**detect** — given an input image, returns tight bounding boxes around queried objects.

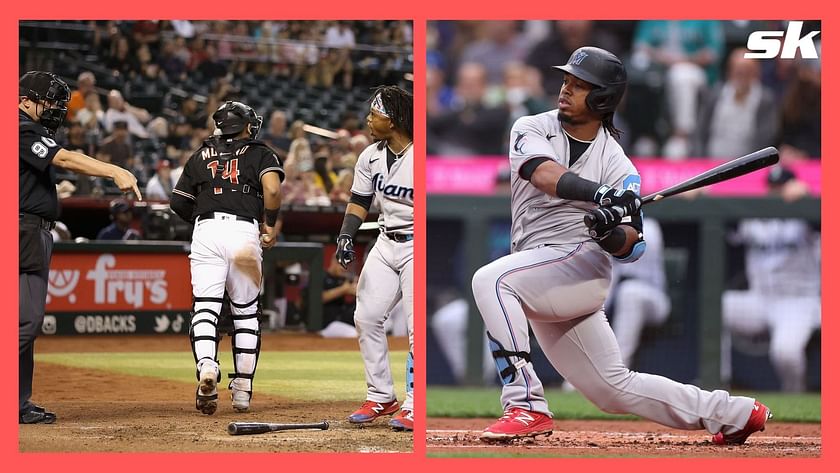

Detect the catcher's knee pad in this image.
[190,296,223,378]
[487,332,531,385]
[228,295,261,393]
[405,352,414,394]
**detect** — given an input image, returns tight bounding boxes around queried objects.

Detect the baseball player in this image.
[170,101,284,415]
[471,47,770,444]
[19,71,140,424]
[336,86,414,431]
[721,167,820,392]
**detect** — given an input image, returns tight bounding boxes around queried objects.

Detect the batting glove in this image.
[584,204,631,240]
[335,234,355,269]
[593,186,641,214]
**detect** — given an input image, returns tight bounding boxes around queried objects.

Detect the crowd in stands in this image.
[20,20,414,205]
[427,20,821,163]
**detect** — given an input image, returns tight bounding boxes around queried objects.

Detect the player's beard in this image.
[557,109,584,126]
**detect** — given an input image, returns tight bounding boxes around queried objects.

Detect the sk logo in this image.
[571,50,589,66]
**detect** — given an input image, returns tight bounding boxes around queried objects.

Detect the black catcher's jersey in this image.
[20,111,62,220]
[172,137,284,221]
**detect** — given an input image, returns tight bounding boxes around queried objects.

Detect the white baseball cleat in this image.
[231,389,251,413]
[195,363,219,415]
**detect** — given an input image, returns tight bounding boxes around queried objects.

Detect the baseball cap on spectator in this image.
[110,198,131,215]
[767,166,796,188]
[156,158,173,172]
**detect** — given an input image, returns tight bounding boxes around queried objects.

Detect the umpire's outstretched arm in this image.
[52,148,142,200]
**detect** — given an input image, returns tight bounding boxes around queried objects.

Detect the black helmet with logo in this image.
[19,71,71,133]
[212,101,263,139]
[553,46,627,115]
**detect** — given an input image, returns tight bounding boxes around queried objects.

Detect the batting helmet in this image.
[553,47,627,115]
[212,101,263,139]
[19,71,71,133]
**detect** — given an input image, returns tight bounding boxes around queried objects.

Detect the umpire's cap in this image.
[212,101,263,139]
[553,46,627,115]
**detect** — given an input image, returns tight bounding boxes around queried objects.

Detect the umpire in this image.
[19,71,142,424]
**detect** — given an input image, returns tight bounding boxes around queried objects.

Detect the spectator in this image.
[632,20,725,159]
[779,60,821,161]
[145,158,177,201]
[427,62,509,155]
[103,90,151,138]
[721,167,820,392]
[329,168,354,203]
[75,93,105,132]
[158,38,187,82]
[311,147,337,194]
[196,43,229,81]
[321,257,358,328]
[67,71,96,122]
[694,48,778,159]
[526,21,610,96]
[97,199,142,240]
[97,121,134,169]
[263,110,291,162]
[323,21,356,88]
[105,35,137,78]
[460,21,532,85]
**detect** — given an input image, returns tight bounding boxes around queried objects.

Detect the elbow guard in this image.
[614,239,646,264]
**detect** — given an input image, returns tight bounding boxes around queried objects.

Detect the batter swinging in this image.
[472,46,771,444]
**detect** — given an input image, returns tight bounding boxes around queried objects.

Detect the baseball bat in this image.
[583,147,779,229]
[640,146,779,204]
[302,123,339,140]
[227,420,330,436]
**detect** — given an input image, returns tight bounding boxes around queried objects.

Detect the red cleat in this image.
[389,409,414,431]
[713,401,772,445]
[348,399,399,423]
[480,407,553,442]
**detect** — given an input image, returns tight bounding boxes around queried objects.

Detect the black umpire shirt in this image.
[172,137,284,222]
[20,111,62,221]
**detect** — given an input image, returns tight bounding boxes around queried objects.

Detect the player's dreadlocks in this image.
[602,112,622,140]
[370,85,413,150]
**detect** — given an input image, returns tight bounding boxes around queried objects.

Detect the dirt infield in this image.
[427,418,820,457]
[19,333,412,453]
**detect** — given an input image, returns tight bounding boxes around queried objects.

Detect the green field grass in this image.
[37,351,408,402]
[427,387,821,423]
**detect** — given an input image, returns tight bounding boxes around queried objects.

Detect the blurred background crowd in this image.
[21,20,414,205]
[427,20,820,162]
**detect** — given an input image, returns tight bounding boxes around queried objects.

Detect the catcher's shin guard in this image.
[191,296,223,414]
[227,295,261,408]
[190,296,224,378]
[487,331,531,385]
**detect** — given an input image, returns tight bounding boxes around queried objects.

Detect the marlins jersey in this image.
[173,137,284,221]
[508,110,640,252]
[737,219,820,297]
[352,142,414,233]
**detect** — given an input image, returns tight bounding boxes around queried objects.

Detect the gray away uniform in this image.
[472,111,756,436]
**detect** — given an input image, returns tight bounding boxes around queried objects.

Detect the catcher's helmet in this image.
[19,71,71,133]
[212,101,263,139]
[553,46,627,115]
